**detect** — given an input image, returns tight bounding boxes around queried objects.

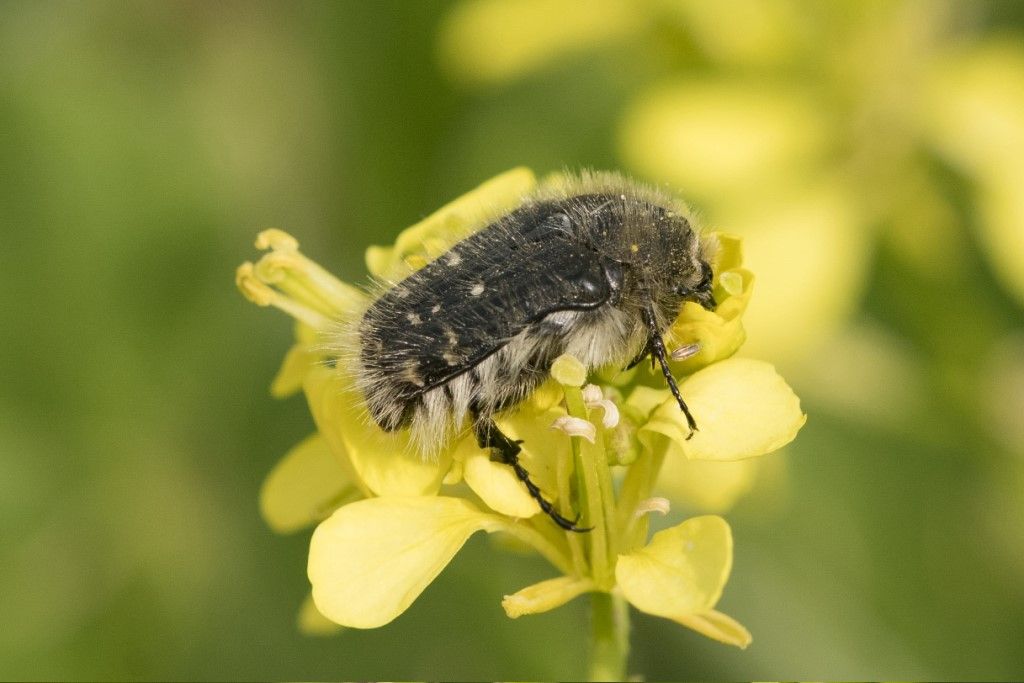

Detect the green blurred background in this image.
[2,1,1024,679]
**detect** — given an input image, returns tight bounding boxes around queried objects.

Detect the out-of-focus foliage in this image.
[1,0,1023,680]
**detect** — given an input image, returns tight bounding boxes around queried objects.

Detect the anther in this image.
[550,416,596,443]
[634,497,671,518]
[582,384,620,429]
[255,228,299,252]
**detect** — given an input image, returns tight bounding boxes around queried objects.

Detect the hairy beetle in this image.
[350,172,716,530]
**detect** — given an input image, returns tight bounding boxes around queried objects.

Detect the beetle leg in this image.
[473,417,590,532]
[642,304,698,438]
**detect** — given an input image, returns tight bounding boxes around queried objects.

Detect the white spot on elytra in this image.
[470,283,485,296]
[446,251,462,266]
[406,312,422,325]
[431,304,441,313]
[402,364,424,387]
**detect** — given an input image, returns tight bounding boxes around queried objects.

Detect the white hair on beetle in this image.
[328,170,717,484]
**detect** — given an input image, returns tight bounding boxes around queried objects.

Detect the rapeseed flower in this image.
[237,168,804,677]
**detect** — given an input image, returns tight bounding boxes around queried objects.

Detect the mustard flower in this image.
[237,168,805,678]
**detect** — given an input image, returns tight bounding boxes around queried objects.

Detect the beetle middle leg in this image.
[473,417,589,532]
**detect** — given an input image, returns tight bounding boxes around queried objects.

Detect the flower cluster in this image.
[237,168,804,649]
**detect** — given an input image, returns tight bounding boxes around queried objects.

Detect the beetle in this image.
[351,172,716,530]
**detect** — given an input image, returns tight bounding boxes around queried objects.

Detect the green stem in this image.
[564,385,610,586]
[588,591,630,682]
[556,421,588,576]
[594,431,619,566]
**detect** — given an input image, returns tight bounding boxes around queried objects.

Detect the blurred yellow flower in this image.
[237,168,804,663]
[438,0,1024,370]
[438,0,644,86]
[922,38,1024,307]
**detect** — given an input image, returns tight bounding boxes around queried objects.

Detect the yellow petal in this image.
[438,0,644,85]
[365,167,536,281]
[710,231,743,274]
[713,182,870,367]
[626,385,671,418]
[259,433,359,534]
[460,407,566,517]
[270,342,319,398]
[666,234,752,374]
[297,593,345,636]
[502,576,595,618]
[304,366,450,497]
[308,496,507,628]
[526,377,564,412]
[641,358,805,461]
[671,609,752,649]
[498,407,563,494]
[459,437,540,519]
[656,457,760,513]
[619,79,829,201]
[616,515,732,617]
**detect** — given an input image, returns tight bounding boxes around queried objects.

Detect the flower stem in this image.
[564,384,610,586]
[588,591,630,682]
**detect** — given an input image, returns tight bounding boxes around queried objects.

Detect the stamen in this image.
[236,262,274,306]
[582,384,620,429]
[634,497,671,518]
[550,416,596,444]
[671,342,701,361]
[255,251,340,318]
[254,229,365,315]
[236,262,331,329]
[255,228,299,252]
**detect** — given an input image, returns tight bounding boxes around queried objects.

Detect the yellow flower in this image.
[237,168,805,657]
[921,38,1024,308]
